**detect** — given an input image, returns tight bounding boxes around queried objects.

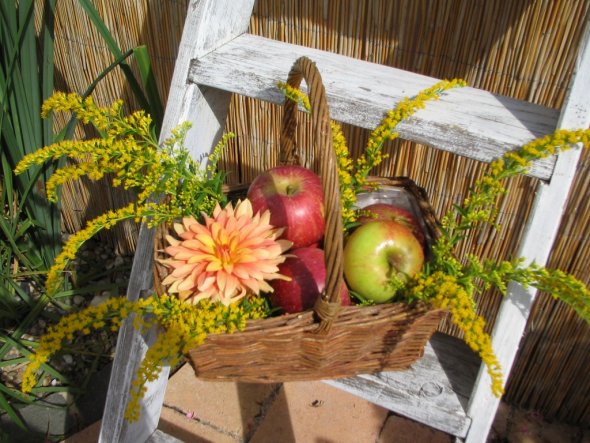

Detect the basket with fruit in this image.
[153,56,446,382]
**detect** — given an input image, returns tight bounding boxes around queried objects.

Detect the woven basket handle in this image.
[279,56,345,332]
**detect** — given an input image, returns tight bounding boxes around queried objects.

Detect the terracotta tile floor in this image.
[64,363,590,443]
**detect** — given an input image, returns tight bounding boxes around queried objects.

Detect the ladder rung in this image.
[190,33,558,180]
[326,332,480,438]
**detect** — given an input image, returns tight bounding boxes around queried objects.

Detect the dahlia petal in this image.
[277,239,293,252]
[182,216,198,231]
[182,239,207,250]
[188,222,209,236]
[187,253,215,263]
[235,199,253,218]
[161,273,179,286]
[241,278,260,294]
[231,265,252,280]
[171,263,198,278]
[195,234,216,249]
[202,213,214,229]
[165,235,181,247]
[206,260,223,272]
[224,274,240,297]
[234,253,258,263]
[197,274,216,292]
[224,289,247,306]
[242,224,276,243]
[177,276,197,292]
[258,280,274,293]
[157,258,185,269]
[213,203,224,218]
[173,223,186,236]
[210,222,221,242]
[217,270,227,294]
[223,261,234,273]
[165,245,200,257]
[264,272,292,282]
[177,290,194,301]
[169,250,203,261]
[259,210,271,226]
[166,278,182,293]
[225,216,237,235]
[179,231,196,240]
[190,292,212,304]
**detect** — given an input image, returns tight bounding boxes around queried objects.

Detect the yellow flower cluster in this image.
[421,121,590,398]
[277,79,466,228]
[441,127,590,244]
[276,81,311,112]
[497,128,590,178]
[15,92,231,297]
[44,203,142,295]
[21,292,269,421]
[22,295,132,393]
[124,294,268,420]
[331,121,358,226]
[41,92,124,130]
[363,79,467,174]
[408,271,504,396]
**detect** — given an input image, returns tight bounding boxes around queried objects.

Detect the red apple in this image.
[357,203,426,247]
[269,247,351,313]
[343,220,424,304]
[247,165,325,249]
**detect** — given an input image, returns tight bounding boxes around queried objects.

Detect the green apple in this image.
[343,220,424,303]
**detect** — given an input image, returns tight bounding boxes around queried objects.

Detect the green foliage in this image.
[0,0,165,438]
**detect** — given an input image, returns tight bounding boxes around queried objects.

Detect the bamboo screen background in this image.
[49,0,590,425]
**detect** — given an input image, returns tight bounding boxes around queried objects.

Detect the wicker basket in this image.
[154,56,445,383]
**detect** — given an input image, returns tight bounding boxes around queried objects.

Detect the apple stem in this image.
[286,184,298,196]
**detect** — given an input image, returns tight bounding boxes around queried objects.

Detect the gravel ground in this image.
[2,236,133,396]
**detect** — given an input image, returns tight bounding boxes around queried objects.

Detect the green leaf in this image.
[0,390,28,431]
[76,0,155,125]
[133,45,163,134]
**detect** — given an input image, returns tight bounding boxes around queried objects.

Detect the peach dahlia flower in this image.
[159,199,292,305]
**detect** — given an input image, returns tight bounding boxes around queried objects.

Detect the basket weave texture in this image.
[155,56,445,382]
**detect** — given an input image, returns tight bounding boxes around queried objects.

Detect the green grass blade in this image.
[76,0,152,115]
[41,0,56,145]
[0,216,38,271]
[1,333,71,384]
[1,0,61,267]
[133,45,163,134]
[0,381,36,404]
[0,391,27,431]
[0,356,29,367]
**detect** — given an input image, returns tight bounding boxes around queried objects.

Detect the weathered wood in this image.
[189,33,559,180]
[326,333,480,438]
[99,224,169,443]
[464,14,590,443]
[160,0,257,164]
[146,429,183,443]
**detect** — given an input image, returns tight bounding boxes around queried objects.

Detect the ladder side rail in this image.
[464,14,590,443]
[98,224,165,443]
[98,0,256,441]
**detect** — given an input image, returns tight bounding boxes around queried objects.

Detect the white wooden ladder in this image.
[98,1,590,442]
